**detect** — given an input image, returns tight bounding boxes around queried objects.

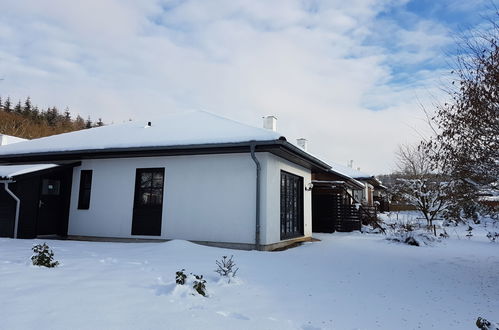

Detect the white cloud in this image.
[0,0,471,173]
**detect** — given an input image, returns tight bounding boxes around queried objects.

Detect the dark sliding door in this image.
[132,168,164,236]
[280,171,304,240]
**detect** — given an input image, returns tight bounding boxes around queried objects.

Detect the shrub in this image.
[192,274,207,297]
[486,232,499,243]
[31,243,59,268]
[466,225,474,239]
[215,255,239,282]
[476,317,499,330]
[175,269,187,285]
[439,229,450,239]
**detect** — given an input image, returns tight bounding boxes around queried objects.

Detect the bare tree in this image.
[423,10,499,218]
[395,144,432,176]
[394,144,449,227]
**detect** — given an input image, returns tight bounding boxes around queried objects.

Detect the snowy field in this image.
[1,214,498,330]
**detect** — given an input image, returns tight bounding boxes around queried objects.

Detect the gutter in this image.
[2,181,20,239]
[0,140,331,171]
[249,143,261,251]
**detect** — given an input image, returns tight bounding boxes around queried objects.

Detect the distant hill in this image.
[0,96,103,139]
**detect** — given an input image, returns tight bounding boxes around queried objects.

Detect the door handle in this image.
[39,200,45,208]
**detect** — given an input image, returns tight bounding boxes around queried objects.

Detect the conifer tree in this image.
[14,100,22,114]
[75,115,85,129]
[85,116,92,129]
[22,97,32,117]
[3,97,11,112]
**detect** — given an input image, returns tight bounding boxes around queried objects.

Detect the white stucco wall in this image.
[68,152,312,246]
[259,153,312,245]
[68,154,256,243]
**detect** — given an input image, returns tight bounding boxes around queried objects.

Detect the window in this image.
[135,168,164,206]
[280,171,304,240]
[77,170,92,209]
[42,179,60,195]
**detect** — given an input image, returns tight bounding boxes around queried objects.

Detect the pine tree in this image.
[64,107,71,122]
[31,106,40,122]
[75,115,85,130]
[14,100,22,114]
[3,97,12,112]
[44,107,59,126]
[85,116,92,129]
[22,97,32,117]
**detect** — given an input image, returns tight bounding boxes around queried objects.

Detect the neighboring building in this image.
[331,162,389,213]
[0,134,27,146]
[0,111,335,250]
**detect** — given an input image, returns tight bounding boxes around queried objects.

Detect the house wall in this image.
[259,153,312,245]
[68,154,257,244]
[68,152,313,247]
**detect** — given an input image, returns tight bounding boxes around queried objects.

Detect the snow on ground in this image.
[1,216,498,330]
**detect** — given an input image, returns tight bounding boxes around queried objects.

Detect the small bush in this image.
[192,274,207,297]
[476,317,499,330]
[31,243,59,268]
[439,229,449,239]
[215,255,239,282]
[466,225,474,239]
[486,232,499,243]
[175,269,187,285]
[386,228,437,247]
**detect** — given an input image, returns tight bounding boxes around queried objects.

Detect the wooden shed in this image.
[0,163,77,238]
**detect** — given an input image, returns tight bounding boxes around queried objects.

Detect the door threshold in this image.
[36,235,64,239]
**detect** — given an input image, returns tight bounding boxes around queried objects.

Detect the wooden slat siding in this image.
[334,204,361,232]
[312,189,363,233]
[0,187,16,237]
[312,192,340,233]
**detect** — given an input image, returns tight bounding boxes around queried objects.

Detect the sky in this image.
[0,0,495,174]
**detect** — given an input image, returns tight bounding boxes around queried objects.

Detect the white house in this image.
[0,111,332,250]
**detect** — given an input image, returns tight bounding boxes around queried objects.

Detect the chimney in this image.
[263,115,277,131]
[297,138,308,151]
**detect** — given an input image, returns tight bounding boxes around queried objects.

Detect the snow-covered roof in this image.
[0,134,27,146]
[0,111,283,156]
[0,164,59,180]
[329,162,373,179]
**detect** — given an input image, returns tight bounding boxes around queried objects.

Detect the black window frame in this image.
[280,170,304,240]
[41,179,61,196]
[132,168,165,236]
[77,170,93,210]
[133,168,165,208]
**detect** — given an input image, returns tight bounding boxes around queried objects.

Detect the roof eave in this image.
[0,140,331,171]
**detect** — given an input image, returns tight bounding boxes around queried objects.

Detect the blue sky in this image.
[0,0,495,173]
